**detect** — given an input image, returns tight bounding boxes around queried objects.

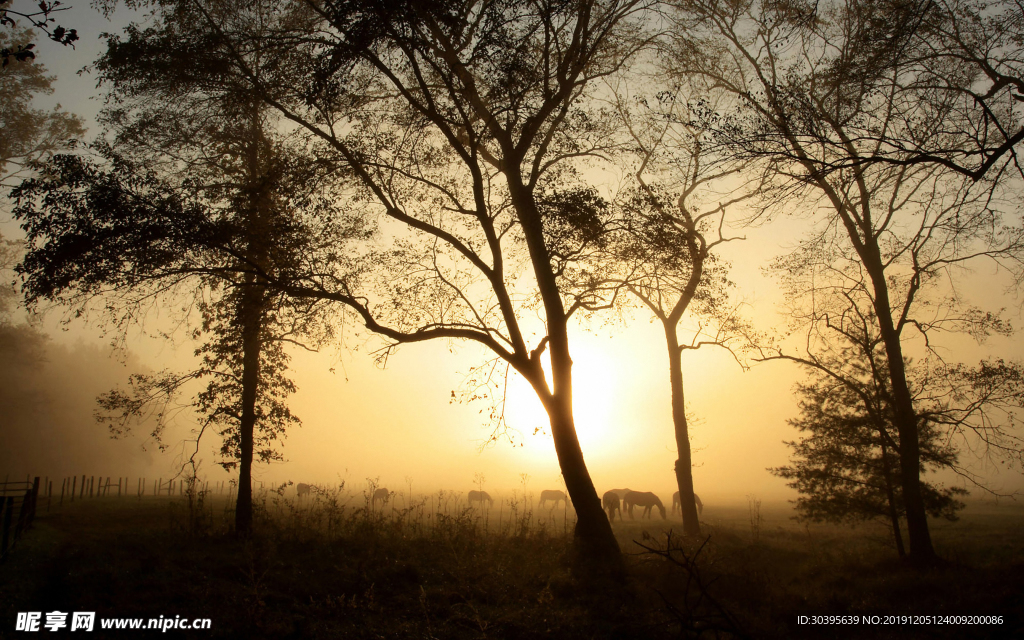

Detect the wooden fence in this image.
[0,474,241,562]
[0,477,39,563]
[46,475,237,503]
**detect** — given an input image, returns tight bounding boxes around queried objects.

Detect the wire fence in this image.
[0,477,39,563]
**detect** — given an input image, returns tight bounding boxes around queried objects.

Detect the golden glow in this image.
[503,341,623,459]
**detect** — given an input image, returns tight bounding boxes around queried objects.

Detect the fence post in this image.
[1,496,13,561]
[15,489,31,538]
[29,478,39,526]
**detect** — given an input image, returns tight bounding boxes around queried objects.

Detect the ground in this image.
[1,490,1021,639]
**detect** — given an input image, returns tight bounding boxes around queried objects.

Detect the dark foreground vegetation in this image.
[1,491,1021,639]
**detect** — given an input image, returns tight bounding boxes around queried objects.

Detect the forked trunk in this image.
[666,327,701,536]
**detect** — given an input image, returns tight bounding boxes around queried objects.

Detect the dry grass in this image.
[1,487,1021,639]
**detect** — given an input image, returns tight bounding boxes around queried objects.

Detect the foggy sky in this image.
[2,2,1023,507]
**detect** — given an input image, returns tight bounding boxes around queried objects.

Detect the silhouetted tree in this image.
[773,347,967,557]
[12,19,362,533]
[763,229,1024,556]
[848,0,1024,182]
[668,0,1024,565]
[601,84,759,536]
[1,0,79,66]
[144,0,656,567]
[1,26,84,192]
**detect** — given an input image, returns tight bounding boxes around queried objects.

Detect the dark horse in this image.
[468,490,493,506]
[623,491,666,520]
[602,490,621,522]
[538,489,568,509]
[372,487,390,507]
[671,491,703,516]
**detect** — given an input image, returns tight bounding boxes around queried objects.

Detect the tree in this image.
[1,0,79,67]
[762,216,1024,556]
[0,26,84,192]
[772,342,967,557]
[146,0,657,566]
[849,0,1024,182]
[12,29,361,533]
[601,83,758,536]
[668,0,1024,565]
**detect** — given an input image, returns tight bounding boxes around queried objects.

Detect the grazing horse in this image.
[538,489,568,509]
[602,490,621,522]
[468,490,493,506]
[671,491,703,516]
[296,483,311,498]
[372,487,390,507]
[623,491,667,520]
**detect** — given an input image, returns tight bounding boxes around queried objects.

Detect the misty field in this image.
[1,488,1021,639]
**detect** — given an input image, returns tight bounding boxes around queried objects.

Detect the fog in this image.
[2,0,1022,526]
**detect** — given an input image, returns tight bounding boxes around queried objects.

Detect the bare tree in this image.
[874,0,1024,181]
[601,81,758,536]
[668,0,1024,564]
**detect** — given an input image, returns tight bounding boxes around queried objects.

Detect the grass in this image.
[1,487,1022,639]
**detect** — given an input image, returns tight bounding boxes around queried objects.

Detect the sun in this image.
[503,342,622,459]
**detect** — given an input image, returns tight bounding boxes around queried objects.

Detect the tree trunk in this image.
[879,426,906,558]
[235,284,262,537]
[542,368,622,572]
[507,176,620,568]
[665,326,701,536]
[863,250,936,565]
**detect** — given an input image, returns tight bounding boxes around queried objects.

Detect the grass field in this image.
[1,488,1021,639]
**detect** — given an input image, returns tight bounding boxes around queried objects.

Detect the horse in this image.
[538,489,568,509]
[623,491,666,520]
[468,490,493,506]
[296,483,311,498]
[671,491,703,516]
[608,488,632,499]
[372,487,390,507]
[602,490,621,522]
